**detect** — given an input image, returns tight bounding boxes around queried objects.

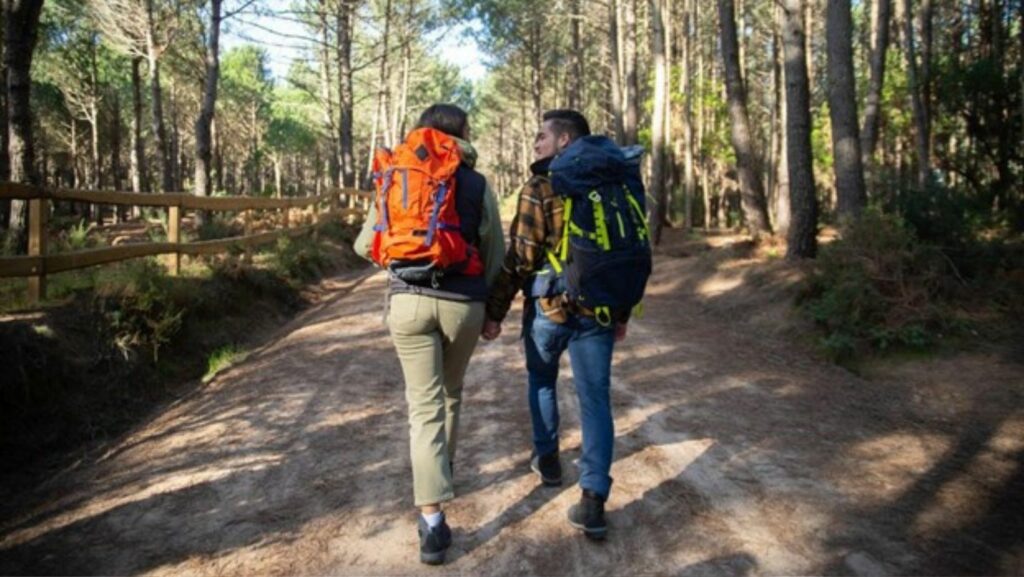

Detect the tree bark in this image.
[130,56,146,196]
[608,0,626,142]
[365,0,393,175]
[782,0,818,259]
[336,0,355,187]
[826,0,867,217]
[111,88,126,222]
[89,33,102,191]
[718,0,772,238]
[569,0,584,110]
[528,15,543,123]
[145,0,173,193]
[194,0,221,226]
[680,0,694,230]
[4,0,45,246]
[623,0,639,144]
[698,0,710,230]
[649,0,668,244]
[111,89,122,191]
[774,1,791,235]
[317,0,339,188]
[898,0,930,187]
[919,0,933,159]
[0,7,10,231]
[861,0,890,165]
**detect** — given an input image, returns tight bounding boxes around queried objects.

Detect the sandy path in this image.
[1,255,1022,576]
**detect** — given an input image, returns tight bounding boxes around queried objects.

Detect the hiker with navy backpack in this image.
[483,109,652,540]
[353,104,505,565]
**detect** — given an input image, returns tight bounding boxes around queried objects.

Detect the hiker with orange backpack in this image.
[483,109,652,540]
[353,104,505,565]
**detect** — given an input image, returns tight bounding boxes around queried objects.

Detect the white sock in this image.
[422,511,444,528]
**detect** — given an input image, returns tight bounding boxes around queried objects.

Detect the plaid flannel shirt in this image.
[485,159,564,322]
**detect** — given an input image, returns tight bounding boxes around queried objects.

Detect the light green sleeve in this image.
[352,202,378,262]
[479,182,506,288]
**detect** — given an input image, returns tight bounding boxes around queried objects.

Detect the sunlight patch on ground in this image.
[696,274,746,297]
[0,453,285,549]
[832,432,951,502]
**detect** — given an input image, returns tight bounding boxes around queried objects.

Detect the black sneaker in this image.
[568,489,607,540]
[530,450,563,486]
[418,514,452,565]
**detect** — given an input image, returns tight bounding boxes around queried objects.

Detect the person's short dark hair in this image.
[542,109,591,142]
[416,104,469,138]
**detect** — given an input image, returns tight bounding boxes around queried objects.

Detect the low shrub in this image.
[802,209,965,360]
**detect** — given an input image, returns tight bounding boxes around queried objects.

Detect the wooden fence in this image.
[0,183,371,304]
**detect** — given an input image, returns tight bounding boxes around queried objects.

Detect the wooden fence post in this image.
[312,197,321,242]
[243,209,253,264]
[27,196,47,304]
[168,204,181,276]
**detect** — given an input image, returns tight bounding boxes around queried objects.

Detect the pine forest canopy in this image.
[0,0,1021,256]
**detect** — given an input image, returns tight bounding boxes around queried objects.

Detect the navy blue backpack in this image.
[537,136,652,326]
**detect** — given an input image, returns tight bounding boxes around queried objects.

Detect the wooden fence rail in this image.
[0,183,371,304]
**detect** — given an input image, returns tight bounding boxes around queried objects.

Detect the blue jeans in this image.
[523,299,616,498]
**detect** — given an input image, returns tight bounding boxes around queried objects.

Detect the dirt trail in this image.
[2,247,1022,575]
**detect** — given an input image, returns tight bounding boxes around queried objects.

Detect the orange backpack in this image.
[370,127,483,285]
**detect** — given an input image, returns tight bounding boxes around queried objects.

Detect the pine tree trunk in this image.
[919,0,933,159]
[194,0,220,226]
[681,0,694,230]
[718,0,772,238]
[394,15,411,139]
[827,0,867,218]
[130,56,146,197]
[336,0,355,187]
[3,0,44,247]
[529,17,543,123]
[774,1,792,235]
[623,0,639,144]
[898,0,930,187]
[88,32,101,189]
[782,0,818,259]
[213,116,224,192]
[861,0,890,166]
[170,81,182,191]
[111,90,122,190]
[0,6,9,232]
[608,0,626,142]
[650,0,668,244]
[318,0,339,188]
[146,0,173,193]
[371,0,393,158]
[111,89,126,222]
[698,1,710,230]
[569,0,584,110]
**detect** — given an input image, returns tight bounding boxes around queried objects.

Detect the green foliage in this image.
[802,210,963,361]
[94,259,184,363]
[270,235,331,283]
[52,219,100,252]
[318,219,359,244]
[222,46,273,108]
[204,345,247,383]
[266,112,318,156]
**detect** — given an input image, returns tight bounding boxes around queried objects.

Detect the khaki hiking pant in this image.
[387,293,485,506]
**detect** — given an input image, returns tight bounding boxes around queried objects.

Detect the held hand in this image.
[482,319,502,341]
[614,322,628,343]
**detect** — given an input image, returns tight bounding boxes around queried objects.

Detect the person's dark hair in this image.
[416,104,469,138]
[542,109,591,142]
